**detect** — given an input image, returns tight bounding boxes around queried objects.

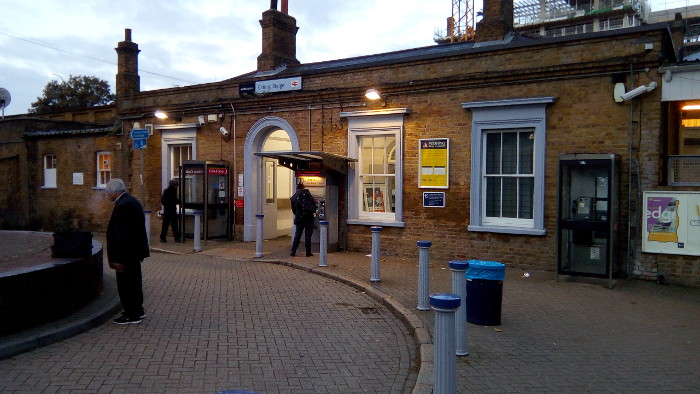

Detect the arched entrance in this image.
[243,116,299,242]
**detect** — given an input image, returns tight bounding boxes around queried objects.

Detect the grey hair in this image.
[106,178,126,194]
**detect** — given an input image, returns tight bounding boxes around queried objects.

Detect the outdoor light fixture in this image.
[154,110,168,119]
[682,104,700,110]
[365,89,381,100]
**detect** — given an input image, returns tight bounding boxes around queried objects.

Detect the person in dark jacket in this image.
[160,179,181,243]
[106,178,150,325]
[290,183,316,257]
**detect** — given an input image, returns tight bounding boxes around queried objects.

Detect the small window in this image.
[96,152,112,188]
[43,154,57,188]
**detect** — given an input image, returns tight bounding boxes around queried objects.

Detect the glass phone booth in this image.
[557,154,619,287]
[179,160,230,241]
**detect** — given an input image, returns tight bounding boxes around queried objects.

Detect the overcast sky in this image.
[1,0,698,116]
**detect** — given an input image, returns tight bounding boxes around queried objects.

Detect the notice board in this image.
[642,191,700,256]
[419,138,449,188]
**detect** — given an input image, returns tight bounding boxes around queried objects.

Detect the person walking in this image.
[105,178,150,325]
[290,183,317,257]
[160,179,181,243]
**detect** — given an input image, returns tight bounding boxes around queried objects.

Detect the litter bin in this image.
[466,260,505,326]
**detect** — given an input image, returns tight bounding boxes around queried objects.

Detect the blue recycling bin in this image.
[466,260,505,326]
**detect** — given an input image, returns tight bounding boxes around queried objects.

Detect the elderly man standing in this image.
[105,178,150,325]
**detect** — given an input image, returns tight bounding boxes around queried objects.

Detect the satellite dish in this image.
[0,88,10,118]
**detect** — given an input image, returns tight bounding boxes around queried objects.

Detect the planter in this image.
[51,231,93,258]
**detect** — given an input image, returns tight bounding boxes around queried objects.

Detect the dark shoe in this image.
[306,253,314,257]
[175,238,182,243]
[290,253,296,256]
[113,315,141,325]
[122,311,146,319]
[160,238,167,243]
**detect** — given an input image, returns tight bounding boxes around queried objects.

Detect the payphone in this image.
[295,169,339,250]
[557,154,619,285]
[180,160,231,241]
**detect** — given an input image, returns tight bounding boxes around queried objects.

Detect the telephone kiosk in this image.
[557,154,619,287]
[295,169,339,250]
[179,160,231,241]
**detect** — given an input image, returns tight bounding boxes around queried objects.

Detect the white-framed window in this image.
[463,97,555,235]
[341,109,409,227]
[43,154,57,188]
[96,151,112,188]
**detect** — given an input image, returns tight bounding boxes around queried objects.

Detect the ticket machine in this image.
[179,160,231,241]
[295,169,339,251]
[557,154,619,286]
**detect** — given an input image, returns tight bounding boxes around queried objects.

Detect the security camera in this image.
[620,81,657,102]
[219,126,229,136]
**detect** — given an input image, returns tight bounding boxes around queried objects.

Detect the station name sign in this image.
[239,76,302,96]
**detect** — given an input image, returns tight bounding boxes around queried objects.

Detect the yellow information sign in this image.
[419,138,449,189]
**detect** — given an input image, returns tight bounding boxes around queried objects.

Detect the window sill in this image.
[93,186,106,190]
[347,219,405,228]
[41,186,57,189]
[468,225,546,236]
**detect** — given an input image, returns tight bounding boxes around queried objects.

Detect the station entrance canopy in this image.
[254,151,356,174]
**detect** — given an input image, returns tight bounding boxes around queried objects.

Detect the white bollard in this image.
[449,260,470,356]
[255,214,264,258]
[370,226,382,282]
[144,210,151,246]
[431,293,461,394]
[193,211,202,252]
[319,220,328,267]
[417,240,432,311]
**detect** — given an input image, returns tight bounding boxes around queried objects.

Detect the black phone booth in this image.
[179,160,231,241]
[557,154,619,287]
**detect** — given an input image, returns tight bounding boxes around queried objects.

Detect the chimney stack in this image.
[115,28,140,108]
[475,0,514,42]
[257,3,300,71]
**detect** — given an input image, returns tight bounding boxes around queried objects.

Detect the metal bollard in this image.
[417,240,432,311]
[255,214,264,258]
[193,211,202,252]
[449,260,470,356]
[431,293,460,394]
[370,226,382,282]
[319,220,328,267]
[144,210,151,246]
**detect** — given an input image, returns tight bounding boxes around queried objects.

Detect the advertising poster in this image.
[642,191,700,256]
[419,138,449,189]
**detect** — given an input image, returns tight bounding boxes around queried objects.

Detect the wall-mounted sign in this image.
[642,191,700,256]
[208,167,228,175]
[234,199,244,208]
[72,173,84,185]
[423,192,445,208]
[419,138,449,188]
[239,77,302,96]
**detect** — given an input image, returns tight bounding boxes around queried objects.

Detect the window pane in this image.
[502,132,517,174]
[372,137,387,174]
[485,133,500,174]
[519,132,534,175]
[502,177,518,217]
[486,177,500,217]
[519,177,534,219]
[361,176,392,213]
[360,137,374,174]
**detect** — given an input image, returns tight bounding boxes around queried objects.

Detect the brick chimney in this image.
[257,0,300,71]
[475,0,514,42]
[115,28,140,108]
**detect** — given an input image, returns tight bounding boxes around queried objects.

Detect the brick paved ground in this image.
[1,233,699,393]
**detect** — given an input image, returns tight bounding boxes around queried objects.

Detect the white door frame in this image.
[243,116,299,242]
[158,124,198,191]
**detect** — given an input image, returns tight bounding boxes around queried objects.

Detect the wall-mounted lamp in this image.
[365,89,382,100]
[682,104,700,110]
[154,110,168,119]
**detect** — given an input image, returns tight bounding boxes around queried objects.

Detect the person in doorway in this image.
[290,183,317,257]
[105,178,150,325]
[160,179,181,243]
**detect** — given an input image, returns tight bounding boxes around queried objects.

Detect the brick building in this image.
[2,0,699,287]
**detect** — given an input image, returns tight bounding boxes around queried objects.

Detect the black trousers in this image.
[160,211,180,241]
[116,261,144,318]
[291,218,314,256]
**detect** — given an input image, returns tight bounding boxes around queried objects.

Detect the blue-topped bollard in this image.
[417,240,432,311]
[370,226,382,282]
[193,211,202,252]
[449,260,470,356]
[431,293,461,394]
[255,214,264,258]
[144,210,152,246]
[319,220,328,267]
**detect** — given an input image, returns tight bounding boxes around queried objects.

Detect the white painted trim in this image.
[154,123,199,130]
[340,108,411,118]
[160,128,197,192]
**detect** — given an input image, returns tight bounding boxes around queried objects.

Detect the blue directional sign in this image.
[130,129,150,139]
[133,138,147,149]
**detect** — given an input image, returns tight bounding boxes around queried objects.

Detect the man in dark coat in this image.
[290,183,316,257]
[106,178,150,325]
[160,179,181,243]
